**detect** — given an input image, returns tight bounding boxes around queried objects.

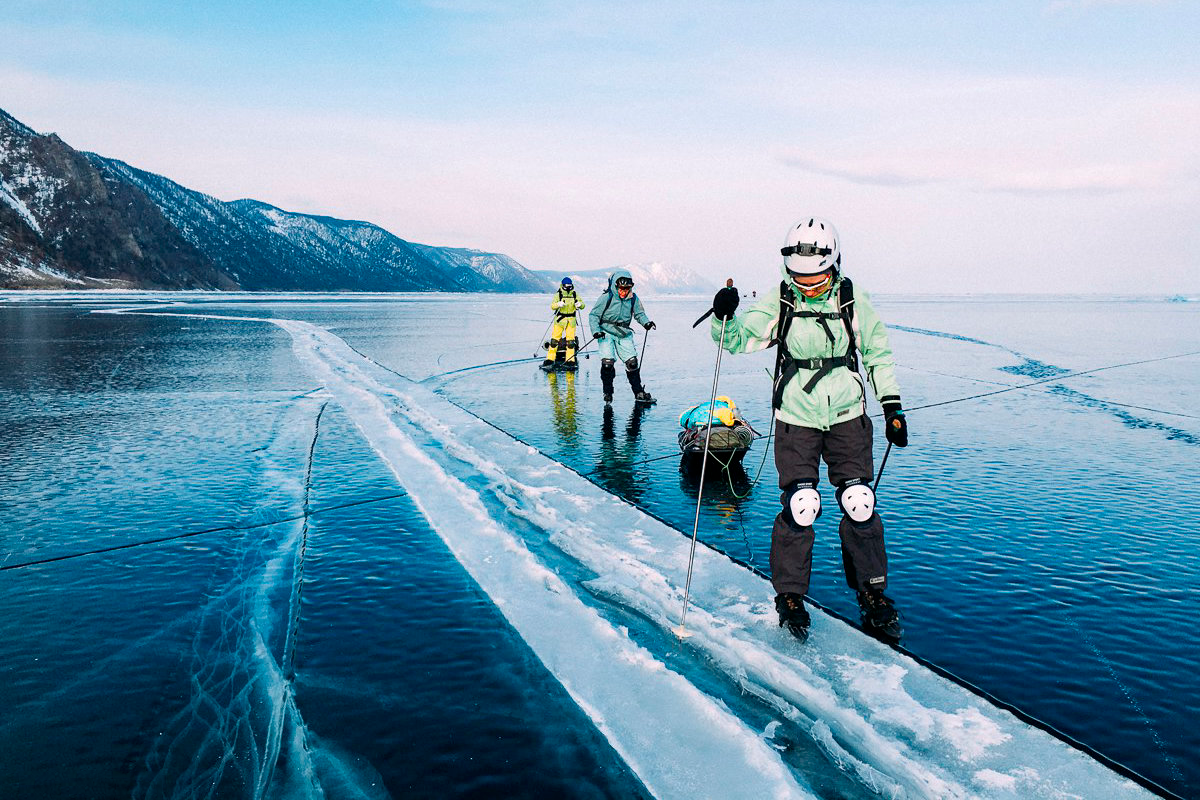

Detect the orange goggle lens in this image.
[792,272,833,297]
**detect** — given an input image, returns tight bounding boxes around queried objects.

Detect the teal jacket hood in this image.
[608,268,634,290]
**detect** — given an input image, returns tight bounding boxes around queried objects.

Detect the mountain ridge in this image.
[0,108,549,292]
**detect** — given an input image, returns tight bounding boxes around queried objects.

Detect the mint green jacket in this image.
[712,274,901,430]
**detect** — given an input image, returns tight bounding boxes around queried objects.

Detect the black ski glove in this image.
[712,286,739,320]
[594,331,605,339]
[644,321,656,330]
[882,402,908,448]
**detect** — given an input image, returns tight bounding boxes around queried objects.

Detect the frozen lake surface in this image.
[1,291,1196,798]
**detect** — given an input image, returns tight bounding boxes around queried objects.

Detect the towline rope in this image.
[0,491,409,572]
[903,349,1200,415]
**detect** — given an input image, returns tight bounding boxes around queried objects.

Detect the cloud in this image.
[776,156,940,189]
[1046,0,1168,13]
[778,154,1174,196]
[764,65,1200,198]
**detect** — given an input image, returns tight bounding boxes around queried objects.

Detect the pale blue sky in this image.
[3,0,1197,292]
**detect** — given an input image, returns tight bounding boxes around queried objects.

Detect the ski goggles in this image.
[781,242,833,258]
[791,270,834,298]
[615,277,634,289]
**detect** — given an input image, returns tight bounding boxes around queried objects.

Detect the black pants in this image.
[770,415,888,596]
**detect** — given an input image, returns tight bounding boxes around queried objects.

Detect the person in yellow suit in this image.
[541,277,586,371]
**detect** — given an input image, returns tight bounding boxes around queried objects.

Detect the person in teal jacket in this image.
[709,217,909,641]
[589,268,657,404]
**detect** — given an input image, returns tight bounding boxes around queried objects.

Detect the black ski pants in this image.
[600,358,645,396]
[770,414,887,597]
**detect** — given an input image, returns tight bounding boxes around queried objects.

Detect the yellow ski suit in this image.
[548,288,585,363]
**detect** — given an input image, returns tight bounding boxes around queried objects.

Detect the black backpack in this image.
[770,277,858,409]
[555,288,580,318]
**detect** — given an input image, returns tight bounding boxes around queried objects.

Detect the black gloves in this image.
[712,286,739,321]
[882,402,908,448]
[594,331,606,339]
[644,321,656,330]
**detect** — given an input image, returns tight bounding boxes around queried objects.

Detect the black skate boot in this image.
[626,365,655,405]
[540,359,555,371]
[857,588,902,641]
[774,593,811,642]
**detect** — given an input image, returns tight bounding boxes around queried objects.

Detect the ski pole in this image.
[576,331,600,357]
[640,326,651,367]
[873,440,893,493]
[574,313,592,360]
[532,319,554,358]
[674,317,727,639]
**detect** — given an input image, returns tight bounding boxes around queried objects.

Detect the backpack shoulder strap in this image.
[773,281,795,348]
[838,276,859,371]
[599,289,616,319]
[770,282,795,407]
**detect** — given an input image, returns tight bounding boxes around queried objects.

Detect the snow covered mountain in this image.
[408,242,541,292]
[0,109,229,290]
[538,261,715,297]
[0,107,550,292]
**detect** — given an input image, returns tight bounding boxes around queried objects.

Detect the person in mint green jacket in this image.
[709,217,910,642]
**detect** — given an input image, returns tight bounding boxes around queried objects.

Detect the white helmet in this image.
[782,217,840,277]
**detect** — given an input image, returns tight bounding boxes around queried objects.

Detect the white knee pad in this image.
[784,482,821,527]
[837,482,875,523]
